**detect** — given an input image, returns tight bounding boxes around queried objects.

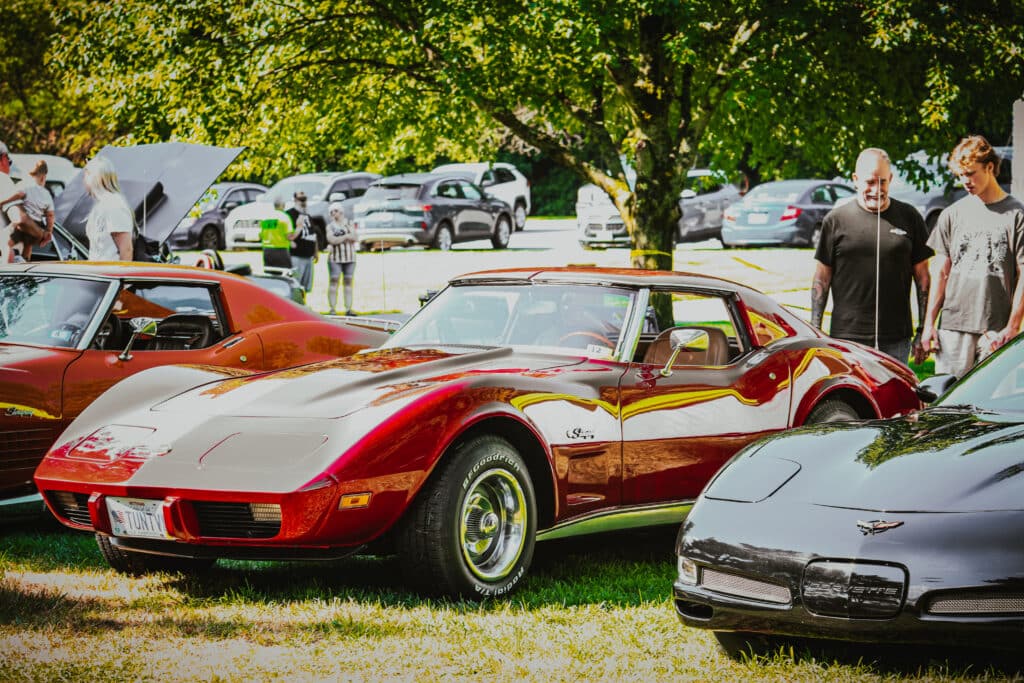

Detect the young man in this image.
[286,191,319,293]
[812,147,932,364]
[260,197,293,270]
[921,135,1024,377]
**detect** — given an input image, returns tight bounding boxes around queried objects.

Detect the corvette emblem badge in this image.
[857,519,904,535]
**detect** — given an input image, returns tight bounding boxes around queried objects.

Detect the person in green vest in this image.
[260,197,293,270]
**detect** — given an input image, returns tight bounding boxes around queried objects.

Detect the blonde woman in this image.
[325,201,358,315]
[84,156,133,261]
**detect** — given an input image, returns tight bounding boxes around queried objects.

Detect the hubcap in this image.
[438,229,452,251]
[460,467,527,581]
[496,219,511,245]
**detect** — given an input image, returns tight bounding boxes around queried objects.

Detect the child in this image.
[1,159,54,261]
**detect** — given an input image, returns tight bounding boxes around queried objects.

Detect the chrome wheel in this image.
[491,215,511,249]
[460,467,527,581]
[433,224,453,251]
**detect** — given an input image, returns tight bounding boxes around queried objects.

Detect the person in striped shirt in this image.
[326,201,359,315]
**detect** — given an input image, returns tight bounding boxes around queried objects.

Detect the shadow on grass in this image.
[745,637,1024,679]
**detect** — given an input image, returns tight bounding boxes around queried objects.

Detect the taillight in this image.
[780,206,802,221]
[724,211,736,222]
[419,204,432,212]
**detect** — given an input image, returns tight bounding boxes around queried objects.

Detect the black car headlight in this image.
[702,447,801,503]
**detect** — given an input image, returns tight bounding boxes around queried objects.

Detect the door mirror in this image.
[119,317,159,361]
[916,373,957,403]
[679,189,697,200]
[660,328,709,376]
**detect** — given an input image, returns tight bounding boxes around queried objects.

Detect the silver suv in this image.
[431,162,531,230]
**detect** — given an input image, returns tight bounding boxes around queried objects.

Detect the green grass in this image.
[2,522,1019,682]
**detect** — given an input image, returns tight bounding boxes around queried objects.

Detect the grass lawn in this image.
[1,520,1019,682]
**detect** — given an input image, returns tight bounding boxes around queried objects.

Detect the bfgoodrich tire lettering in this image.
[397,434,536,598]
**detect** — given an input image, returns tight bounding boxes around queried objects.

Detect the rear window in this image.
[744,181,811,204]
[363,184,421,200]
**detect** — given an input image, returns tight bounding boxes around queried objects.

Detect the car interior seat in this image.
[642,325,730,367]
[151,314,217,351]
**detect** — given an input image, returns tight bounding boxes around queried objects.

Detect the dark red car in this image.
[34,267,921,597]
[1,262,389,512]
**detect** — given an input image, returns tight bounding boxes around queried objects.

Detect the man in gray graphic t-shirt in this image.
[922,135,1024,378]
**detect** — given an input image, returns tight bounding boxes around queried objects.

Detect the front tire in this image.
[96,534,215,576]
[491,215,512,249]
[397,434,536,598]
[806,398,859,424]
[199,225,221,251]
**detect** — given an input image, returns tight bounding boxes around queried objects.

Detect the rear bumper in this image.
[721,222,802,246]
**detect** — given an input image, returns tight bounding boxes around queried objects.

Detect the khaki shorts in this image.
[934,329,996,378]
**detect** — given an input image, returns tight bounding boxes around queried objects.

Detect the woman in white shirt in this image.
[84,156,133,261]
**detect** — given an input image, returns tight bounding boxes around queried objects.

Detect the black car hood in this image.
[754,408,1024,513]
[54,143,244,246]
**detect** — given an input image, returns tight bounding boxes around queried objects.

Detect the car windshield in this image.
[384,282,636,359]
[743,181,811,204]
[194,187,223,212]
[266,179,330,203]
[938,335,1024,412]
[0,275,110,348]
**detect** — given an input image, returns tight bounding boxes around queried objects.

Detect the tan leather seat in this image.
[642,325,729,367]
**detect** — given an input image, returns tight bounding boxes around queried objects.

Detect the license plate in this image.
[596,230,615,241]
[107,497,169,539]
[243,227,261,242]
[747,213,769,225]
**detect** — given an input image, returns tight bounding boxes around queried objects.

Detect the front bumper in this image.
[673,498,1024,650]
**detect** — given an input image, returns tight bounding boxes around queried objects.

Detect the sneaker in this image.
[327,308,336,315]
[345,310,356,316]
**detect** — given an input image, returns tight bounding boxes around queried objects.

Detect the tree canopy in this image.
[32,0,1024,269]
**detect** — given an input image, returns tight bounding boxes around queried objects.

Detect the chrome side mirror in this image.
[660,328,709,377]
[915,373,957,403]
[119,317,159,361]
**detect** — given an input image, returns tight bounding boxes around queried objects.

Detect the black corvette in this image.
[673,335,1024,657]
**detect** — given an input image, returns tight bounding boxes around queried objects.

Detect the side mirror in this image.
[680,189,697,200]
[660,328,709,377]
[916,373,957,403]
[329,192,348,202]
[119,317,159,361]
[222,201,240,212]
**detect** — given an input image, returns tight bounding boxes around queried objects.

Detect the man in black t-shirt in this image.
[286,191,321,293]
[811,148,933,364]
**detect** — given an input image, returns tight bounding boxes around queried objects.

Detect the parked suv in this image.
[224,171,380,249]
[431,162,531,231]
[577,168,739,248]
[354,173,514,251]
[169,181,268,251]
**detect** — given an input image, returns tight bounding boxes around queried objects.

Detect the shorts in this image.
[328,260,356,279]
[934,329,995,379]
[10,216,45,245]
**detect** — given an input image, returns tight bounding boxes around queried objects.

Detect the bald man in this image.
[811,148,932,365]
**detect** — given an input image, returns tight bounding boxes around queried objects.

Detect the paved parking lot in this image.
[210,219,819,321]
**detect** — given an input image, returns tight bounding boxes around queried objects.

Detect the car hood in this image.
[755,408,1024,512]
[54,143,244,246]
[151,346,583,420]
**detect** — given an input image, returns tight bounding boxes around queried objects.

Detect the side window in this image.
[459,181,482,200]
[480,170,495,185]
[329,182,351,200]
[110,283,224,350]
[494,168,516,184]
[810,186,832,204]
[831,185,856,202]
[435,182,462,199]
[641,290,741,365]
[223,189,246,207]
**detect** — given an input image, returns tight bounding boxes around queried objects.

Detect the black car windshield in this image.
[384,282,636,359]
[938,335,1024,412]
[0,275,110,348]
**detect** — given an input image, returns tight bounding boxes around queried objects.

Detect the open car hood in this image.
[53,143,244,246]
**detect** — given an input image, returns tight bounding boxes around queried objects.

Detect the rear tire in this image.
[806,398,859,424]
[491,215,511,249]
[396,434,536,598]
[513,202,527,231]
[96,534,215,576]
[199,225,221,251]
[432,224,453,251]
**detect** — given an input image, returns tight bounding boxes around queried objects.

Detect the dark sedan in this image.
[168,181,269,251]
[673,335,1024,658]
[353,173,514,251]
[720,179,855,248]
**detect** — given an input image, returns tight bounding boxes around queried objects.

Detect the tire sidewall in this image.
[446,437,536,597]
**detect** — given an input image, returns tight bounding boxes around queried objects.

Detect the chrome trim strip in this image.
[536,500,692,541]
[0,491,46,516]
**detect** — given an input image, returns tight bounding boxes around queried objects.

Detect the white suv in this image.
[431,162,531,230]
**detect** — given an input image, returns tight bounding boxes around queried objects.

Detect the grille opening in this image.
[47,491,93,528]
[927,593,1024,616]
[192,501,281,539]
[702,568,791,605]
[675,599,714,620]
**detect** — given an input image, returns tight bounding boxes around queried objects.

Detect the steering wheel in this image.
[91,314,123,350]
[52,322,84,347]
[557,330,613,349]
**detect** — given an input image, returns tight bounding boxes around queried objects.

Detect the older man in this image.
[811,147,932,364]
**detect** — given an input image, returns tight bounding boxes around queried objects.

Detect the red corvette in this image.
[1,262,389,510]
[35,267,921,597]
